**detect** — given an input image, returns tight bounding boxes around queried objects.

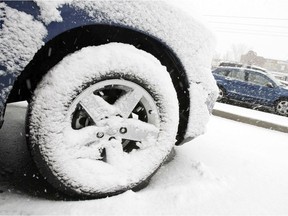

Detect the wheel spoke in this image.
[64,126,107,159]
[79,94,118,123]
[105,139,127,166]
[64,126,105,147]
[282,102,288,114]
[118,118,159,143]
[114,88,143,118]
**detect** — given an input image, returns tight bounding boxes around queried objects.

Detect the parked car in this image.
[213,66,288,116]
[0,1,217,198]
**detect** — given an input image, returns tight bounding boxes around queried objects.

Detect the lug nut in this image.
[119,127,127,134]
[109,137,116,141]
[96,132,104,139]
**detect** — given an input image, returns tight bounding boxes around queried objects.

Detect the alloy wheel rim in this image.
[277,101,288,115]
[65,79,161,161]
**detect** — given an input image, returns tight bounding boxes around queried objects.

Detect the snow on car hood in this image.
[1,0,218,140]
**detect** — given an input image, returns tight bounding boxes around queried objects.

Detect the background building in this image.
[241,51,288,73]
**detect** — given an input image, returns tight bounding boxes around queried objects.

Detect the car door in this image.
[244,71,278,106]
[223,69,248,101]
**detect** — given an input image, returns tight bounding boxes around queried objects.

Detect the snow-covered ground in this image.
[214,102,288,128]
[1,102,288,215]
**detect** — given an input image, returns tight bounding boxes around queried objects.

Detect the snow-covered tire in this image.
[26,43,179,198]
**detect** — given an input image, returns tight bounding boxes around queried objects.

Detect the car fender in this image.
[0,1,218,141]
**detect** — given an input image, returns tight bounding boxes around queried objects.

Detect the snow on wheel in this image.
[27,43,179,198]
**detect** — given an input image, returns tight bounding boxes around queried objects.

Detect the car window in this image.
[214,68,229,77]
[248,72,272,87]
[227,69,245,81]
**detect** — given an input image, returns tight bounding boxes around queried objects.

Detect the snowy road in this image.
[1,102,288,215]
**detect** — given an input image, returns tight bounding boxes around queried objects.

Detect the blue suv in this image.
[213,66,288,116]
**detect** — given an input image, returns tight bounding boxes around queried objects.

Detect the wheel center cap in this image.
[107,128,118,136]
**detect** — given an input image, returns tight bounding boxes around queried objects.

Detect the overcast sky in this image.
[170,0,288,61]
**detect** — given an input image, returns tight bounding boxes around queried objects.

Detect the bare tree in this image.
[222,43,250,62]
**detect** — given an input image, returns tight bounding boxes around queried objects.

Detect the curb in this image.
[212,109,288,133]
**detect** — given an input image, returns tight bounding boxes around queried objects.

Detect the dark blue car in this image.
[213,66,288,116]
[0,1,217,198]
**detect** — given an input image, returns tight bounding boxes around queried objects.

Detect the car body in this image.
[0,0,217,197]
[213,66,288,115]
[0,0,217,141]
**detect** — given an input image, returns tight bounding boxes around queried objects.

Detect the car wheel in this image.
[217,87,225,101]
[26,43,179,198]
[275,100,288,116]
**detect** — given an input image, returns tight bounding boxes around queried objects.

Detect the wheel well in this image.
[274,97,288,105]
[217,85,226,93]
[8,24,189,144]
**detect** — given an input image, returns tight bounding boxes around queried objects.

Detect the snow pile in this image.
[2,103,288,214]
[215,102,288,127]
[29,43,179,195]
